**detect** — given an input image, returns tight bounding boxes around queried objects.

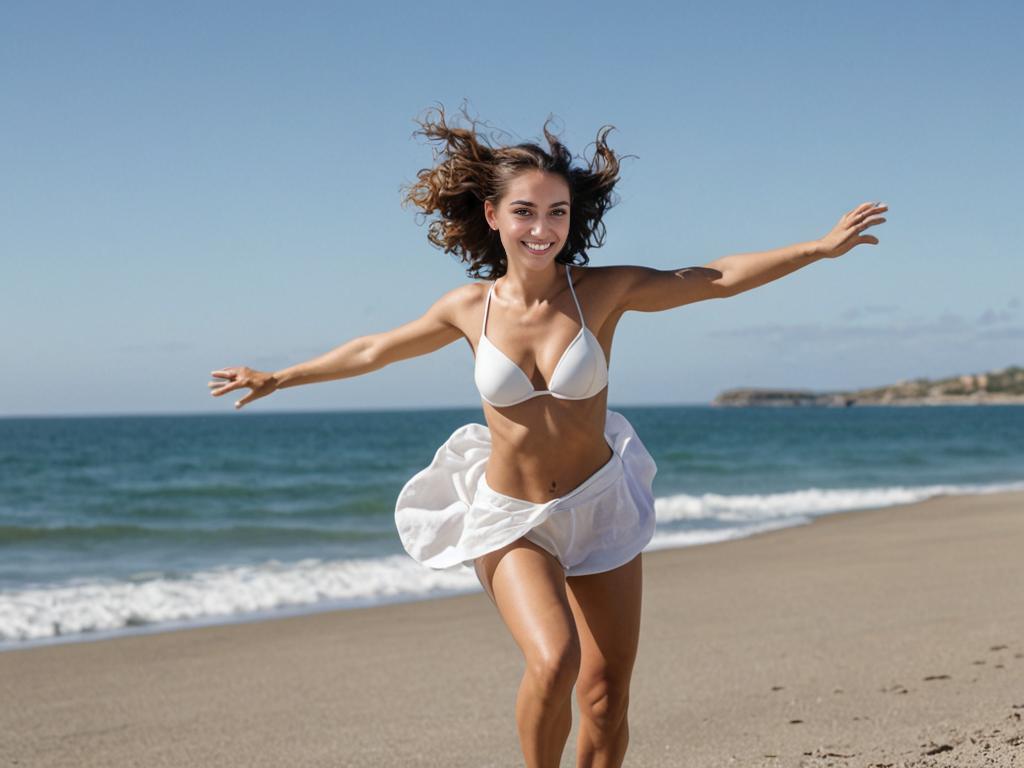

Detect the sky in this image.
[2,0,1021,417]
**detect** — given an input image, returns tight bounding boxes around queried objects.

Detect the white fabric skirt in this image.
[394,410,658,577]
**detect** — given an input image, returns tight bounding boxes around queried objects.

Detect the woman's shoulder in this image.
[426,281,489,331]
[437,281,489,305]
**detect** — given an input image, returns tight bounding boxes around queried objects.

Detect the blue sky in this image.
[2,0,1021,416]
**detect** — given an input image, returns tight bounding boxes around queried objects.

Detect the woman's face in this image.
[484,170,571,272]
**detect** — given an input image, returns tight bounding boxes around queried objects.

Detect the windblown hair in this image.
[402,104,627,280]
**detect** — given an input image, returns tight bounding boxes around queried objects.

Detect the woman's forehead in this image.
[502,170,570,202]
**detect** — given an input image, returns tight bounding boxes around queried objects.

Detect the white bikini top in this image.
[474,265,609,408]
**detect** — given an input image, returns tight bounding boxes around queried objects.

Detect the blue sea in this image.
[1,405,1022,650]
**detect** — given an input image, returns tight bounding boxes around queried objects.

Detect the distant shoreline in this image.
[714,365,1024,406]
[713,392,1024,407]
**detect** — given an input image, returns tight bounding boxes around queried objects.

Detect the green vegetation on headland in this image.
[713,365,1024,406]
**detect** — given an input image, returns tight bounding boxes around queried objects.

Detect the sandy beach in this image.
[2,490,1022,767]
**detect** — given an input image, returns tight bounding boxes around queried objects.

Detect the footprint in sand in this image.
[802,747,856,759]
[881,683,909,694]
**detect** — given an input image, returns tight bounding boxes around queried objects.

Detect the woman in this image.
[208,107,887,768]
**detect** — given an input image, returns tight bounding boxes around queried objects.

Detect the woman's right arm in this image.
[209,284,476,409]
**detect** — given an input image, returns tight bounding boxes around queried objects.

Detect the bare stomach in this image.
[482,393,613,503]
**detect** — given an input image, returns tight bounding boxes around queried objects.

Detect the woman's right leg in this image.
[475,538,581,768]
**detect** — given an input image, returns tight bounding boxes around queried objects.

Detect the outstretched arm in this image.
[209,284,472,409]
[613,201,888,313]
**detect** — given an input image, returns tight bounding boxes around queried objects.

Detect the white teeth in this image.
[523,242,553,252]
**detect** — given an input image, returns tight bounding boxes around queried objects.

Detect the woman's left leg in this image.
[565,552,643,768]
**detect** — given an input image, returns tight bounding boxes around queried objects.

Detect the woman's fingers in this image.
[820,202,888,258]
[849,201,887,219]
[860,216,887,230]
[859,206,888,222]
[845,203,888,236]
[208,367,244,397]
[235,392,260,409]
[207,366,276,410]
[234,384,268,410]
[209,369,235,386]
[209,369,235,395]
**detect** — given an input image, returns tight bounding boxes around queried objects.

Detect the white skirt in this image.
[394,410,658,577]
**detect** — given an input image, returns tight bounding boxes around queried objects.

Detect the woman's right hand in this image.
[208,367,279,410]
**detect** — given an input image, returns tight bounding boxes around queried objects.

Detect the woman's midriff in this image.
[482,394,613,503]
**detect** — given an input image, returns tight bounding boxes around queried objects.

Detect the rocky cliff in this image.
[712,365,1024,406]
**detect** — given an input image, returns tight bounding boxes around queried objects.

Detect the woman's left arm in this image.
[614,201,888,313]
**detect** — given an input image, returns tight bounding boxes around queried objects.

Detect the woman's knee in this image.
[577,671,632,730]
[525,640,582,699]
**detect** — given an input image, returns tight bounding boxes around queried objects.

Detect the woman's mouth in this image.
[521,241,555,255]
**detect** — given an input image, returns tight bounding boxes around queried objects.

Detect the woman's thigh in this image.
[475,537,579,663]
[565,553,644,679]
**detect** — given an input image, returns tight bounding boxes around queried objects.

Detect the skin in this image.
[208,169,887,767]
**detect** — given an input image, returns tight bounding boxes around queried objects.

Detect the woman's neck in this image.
[497,262,565,308]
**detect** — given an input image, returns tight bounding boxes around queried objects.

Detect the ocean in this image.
[1,405,1022,650]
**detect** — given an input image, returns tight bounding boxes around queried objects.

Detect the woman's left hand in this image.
[816,201,888,259]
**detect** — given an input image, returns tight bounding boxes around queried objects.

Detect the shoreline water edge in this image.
[3,480,1022,652]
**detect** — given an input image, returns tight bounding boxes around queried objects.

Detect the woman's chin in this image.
[509,247,560,270]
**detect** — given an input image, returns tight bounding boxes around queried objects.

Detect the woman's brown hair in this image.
[402,104,627,280]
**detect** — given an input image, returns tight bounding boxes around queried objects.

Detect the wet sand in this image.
[2,491,1022,767]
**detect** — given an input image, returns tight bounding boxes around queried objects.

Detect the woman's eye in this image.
[512,207,566,216]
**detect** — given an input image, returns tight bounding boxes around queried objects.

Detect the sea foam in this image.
[653,480,1024,524]
[0,555,481,645]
